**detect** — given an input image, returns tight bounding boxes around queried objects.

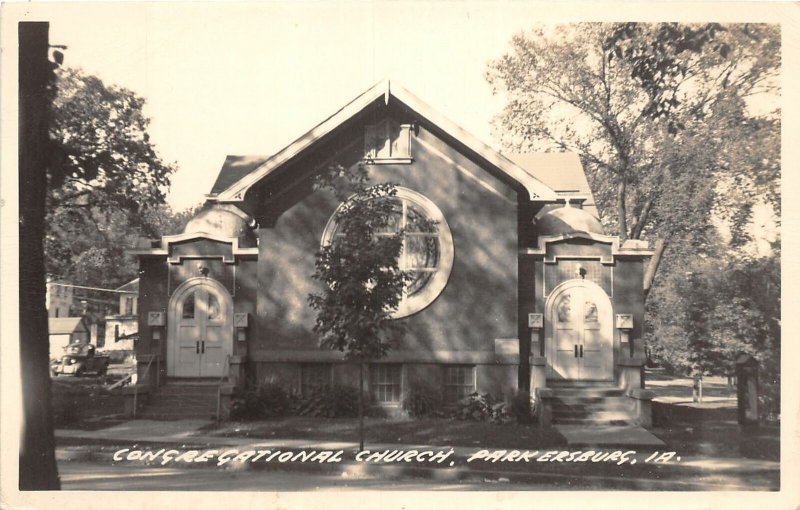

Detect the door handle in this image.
[202,341,205,354]
[574,345,578,358]
[580,345,584,358]
[196,341,199,354]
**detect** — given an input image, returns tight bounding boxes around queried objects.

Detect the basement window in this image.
[444,365,476,402]
[371,364,403,404]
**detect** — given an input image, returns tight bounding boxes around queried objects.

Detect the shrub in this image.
[454,392,509,423]
[292,384,361,418]
[403,382,444,418]
[230,382,290,420]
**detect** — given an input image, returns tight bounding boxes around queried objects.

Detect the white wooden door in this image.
[198,288,229,377]
[170,280,232,378]
[548,281,613,381]
[554,290,581,379]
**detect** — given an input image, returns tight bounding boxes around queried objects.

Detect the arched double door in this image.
[168,278,233,378]
[546,279,613,381]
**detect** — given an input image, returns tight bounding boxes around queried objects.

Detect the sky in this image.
[2,1,789,214]
[23,1,782,212]
[41,1,537,211]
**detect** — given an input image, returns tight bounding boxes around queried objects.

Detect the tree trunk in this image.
[617,177,628,241]
[19,22,60,490]
[359,362,365,452]
[643,238,667,300]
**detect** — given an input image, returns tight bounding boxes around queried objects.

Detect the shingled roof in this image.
[49,317,88,335]
[115,278,140,294]
[506,152,599,218]
[210,155,270,196]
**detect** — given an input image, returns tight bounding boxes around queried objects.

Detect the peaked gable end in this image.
[210,81,558,203]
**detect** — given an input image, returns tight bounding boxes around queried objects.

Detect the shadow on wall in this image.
[257,144,519,353]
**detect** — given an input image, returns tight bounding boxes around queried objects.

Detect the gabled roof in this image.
[210,156,270,196]
[49,317,88,335]
[210,80,559,203]
[506,152,599,218]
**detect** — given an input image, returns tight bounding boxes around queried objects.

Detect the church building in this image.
[131,81,654,425]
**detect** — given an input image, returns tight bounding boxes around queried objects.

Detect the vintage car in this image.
[51,343,109,376]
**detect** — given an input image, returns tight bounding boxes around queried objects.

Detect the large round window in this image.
[321,187,454,318]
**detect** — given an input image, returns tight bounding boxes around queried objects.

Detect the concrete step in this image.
[157,387,220,394]
[136,412,217,420]
[141,401,217,411]
[554,417,634,426]
[138,382,222,420]
[546,383,636,426]
[552,394,632,404]
[552,407,635,418]
[552,409,635,420]
[549,387,625,398]
[151,395,217,405]
[552,398,634,412]
[548,380,618,388]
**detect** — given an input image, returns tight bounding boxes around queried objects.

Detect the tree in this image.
[487,23,780,407]
[19,49,180,489]
[45,67,178,287]
[308,165,413,450]
[486,22,779,249]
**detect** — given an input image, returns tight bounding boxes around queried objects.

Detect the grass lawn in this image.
[652,419,779,461]
[206,416,566,449]
[51,375,129,429]
[645,371,779,461]
[646,371,737,403]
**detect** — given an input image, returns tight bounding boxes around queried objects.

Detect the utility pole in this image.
[19,21,61,490]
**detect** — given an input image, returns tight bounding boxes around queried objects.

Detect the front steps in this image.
[548,381,637,426]
[137,381,222,421]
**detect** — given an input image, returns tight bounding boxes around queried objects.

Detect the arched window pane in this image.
[584,301,598,322]
[406,203,437,233]
[557,293,572,323]
[374,199,403,234]
[182,293,195,319]
[208,293,221,320]
[405,235,439,269]
[407,271,434,297]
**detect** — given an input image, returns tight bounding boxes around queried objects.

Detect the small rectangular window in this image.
[444,365,476,402]
[301,363,332,393]
[364,120,412,163]
[371,364,402,404]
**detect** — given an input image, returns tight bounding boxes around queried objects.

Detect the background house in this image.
[103,278,139,362]
[48,317,90,359]
[45,278,74,318]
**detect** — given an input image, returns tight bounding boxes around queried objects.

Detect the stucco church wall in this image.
[137,257,169,358]
[612,258,646,356]
[250,124,519,365]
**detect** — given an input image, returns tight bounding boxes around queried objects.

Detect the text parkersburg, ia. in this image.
[111,448,681,467]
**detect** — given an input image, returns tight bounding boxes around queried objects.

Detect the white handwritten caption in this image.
[111,448,679,467]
